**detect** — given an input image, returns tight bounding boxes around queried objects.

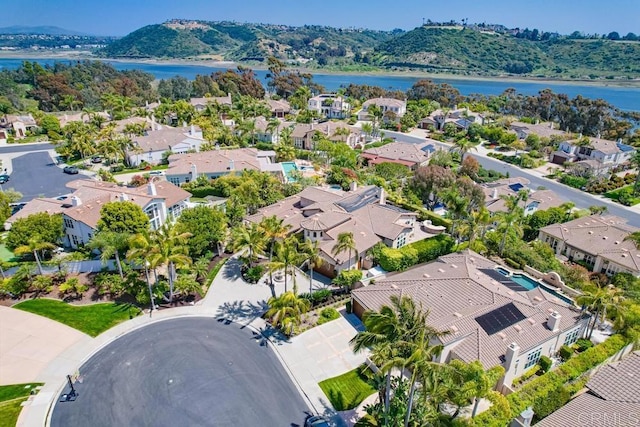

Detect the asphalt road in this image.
[50,317,311,427]
[0,142,54,154]
[385,130,640,227]
[6,151,90,202]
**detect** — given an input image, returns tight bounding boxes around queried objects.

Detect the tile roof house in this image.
[266,99,291,118]
[0,113,38,139]
[307,94,351,119]
[351,250,590,393]
[419,108,485,131]
[551,136,636,175]
[509,121,569,140]
[535,350,639,427]
[246,185,418,277]
[189,94,232,112]
[482,178,564,216]
[165,148,286,185]
[5,180,191,249]
[127,123,206,166]
[289,121,363,150]
[539,215,640,276]
[357,97,407,122]
[361,140,436,170]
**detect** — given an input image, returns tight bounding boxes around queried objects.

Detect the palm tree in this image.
[127,232,159,311]
[14,237,56,276]
[442,189,468,245]
[151,223,192,303]
[269,237,302,294]
[88,230,129,279]
[231,222,267,267]
[496,207,524,256]
[332,232,357,271]
[265,291,310,336]
[300,239,323,294]
[450,138,476,160]
[260,216,291,286]
[577,286,609,339]
[624,231,640,249]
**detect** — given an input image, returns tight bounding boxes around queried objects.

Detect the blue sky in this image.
[7,0,638,36]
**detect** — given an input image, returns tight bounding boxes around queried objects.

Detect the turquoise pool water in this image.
[496,266,511,277]
[281,162,298,182]
[511,273,539,291]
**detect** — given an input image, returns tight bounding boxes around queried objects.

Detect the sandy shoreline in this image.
[2,51,640,88]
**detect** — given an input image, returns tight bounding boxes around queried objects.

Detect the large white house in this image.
[127,123,206,166]
[357,97,407,122]
[551,137,635,176]
[307,94,351,119]
[6,180,191,249]
[352,250,590,394]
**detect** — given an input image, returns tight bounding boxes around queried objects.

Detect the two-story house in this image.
[289,121,362,150]
[5,180,191,249]
[307,94,351,119]
[189,94,233,113]
[357,97,407,122]
[551,137,635,176]
[538,215,640,276]
[127,123,206,166]
[361,140,436,170]
[246,185,417,277]
[482,178,564,216]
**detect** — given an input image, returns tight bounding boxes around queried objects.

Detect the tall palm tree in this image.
[146,223,192,303]
[442,189,468,245]
[88,230,129,279]
[497,207,524,256]
[300,239,323,294]
[332,232,357,271]
[231,222,267,267]
[260,216,291,286]
[127,232,160,311]
[577,286,609,339]
[14,237,56,276]
[450,138,476,160]
[269,237,302,294]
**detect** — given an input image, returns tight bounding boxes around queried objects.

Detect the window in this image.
[71,235,79,246]
[396,234,407,248]
[145,204,161,230]
[524,347,542,369]
[564,328,581,346]
[63,218,74,229]
[168,177,180,185]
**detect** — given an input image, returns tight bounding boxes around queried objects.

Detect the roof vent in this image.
[507,291,515,295]
[534,296,543,302]
[423,273,430,278]
[450,325,459,333]
[603,236,608,240]
[453,312,463,318]
[438,268,445,273]
[588,231,593,234]
[615,241,620,245]
[528,318,536,325]
[451,264,458,269]
[513,325,523,332]
[391,284,398,289]
[498,332,507,340]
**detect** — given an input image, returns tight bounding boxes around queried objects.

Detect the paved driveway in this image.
[6,152,91,202]
[0,306,88,385]
[50,317,311,427]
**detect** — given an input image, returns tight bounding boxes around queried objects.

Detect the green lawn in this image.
[0,383,42,427]
[318,365,376,411]
[604,185,640,206]
[0,244,16,262]
[14,299,140,337]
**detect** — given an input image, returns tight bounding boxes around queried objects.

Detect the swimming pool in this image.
[496,266,511,277]
[281,162,298,182]
[511,273,539,291]
[494,268,575,305]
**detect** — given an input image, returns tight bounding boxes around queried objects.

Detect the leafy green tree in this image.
[97,201,149,235]
[174,273,203,298]
[6,212,63,251]
[176,205,227,258]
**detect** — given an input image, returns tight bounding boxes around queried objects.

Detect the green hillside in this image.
[97,20,640,79]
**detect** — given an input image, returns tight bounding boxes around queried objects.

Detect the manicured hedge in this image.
[472,335,628,426]
[378,234,455,272]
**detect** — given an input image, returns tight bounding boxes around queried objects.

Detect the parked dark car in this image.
[63,166,79,174]
[305,415,333,427]
[0,174,9,184]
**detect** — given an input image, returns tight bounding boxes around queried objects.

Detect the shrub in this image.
[574,338,594,352]
[378,234,455,272]
[538,355,552,373]
[558,345,573,361]
[505,258,521,269]
[317,307,340,325]
[243,265,264,284]
[512,366,539,387]
[333,270,363,290]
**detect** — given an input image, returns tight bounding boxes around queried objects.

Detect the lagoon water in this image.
[1,57,638,111]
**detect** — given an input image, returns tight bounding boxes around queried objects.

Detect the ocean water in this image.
[1,57,638,111]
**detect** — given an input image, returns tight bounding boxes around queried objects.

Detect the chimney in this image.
[492,188,499,200]
[500,342,520,390]
[190,124,195,135]
[119,193,129,202]
[190,163,198,178]
[510,407,535,427]
[145,100,149,108]
[548,311,561,332]
[148,181,157,196]
[182,121,187,128]
[349,181,358,191]
[70,196,82,207]
[310,122,314,130]
[151,116,156,131]
[229,160,235,171]
[379,187,386,205]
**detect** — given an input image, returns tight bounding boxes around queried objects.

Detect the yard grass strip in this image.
[319,365,376,411]
[14,299,140,337]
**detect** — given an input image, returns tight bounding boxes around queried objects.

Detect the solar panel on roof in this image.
[508,183,524,193]
[475,302,526,335]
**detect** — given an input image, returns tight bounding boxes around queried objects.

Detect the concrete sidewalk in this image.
[17,255,367,426]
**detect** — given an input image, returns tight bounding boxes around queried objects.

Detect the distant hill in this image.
[0,25,91,36]
[97,20,640,79]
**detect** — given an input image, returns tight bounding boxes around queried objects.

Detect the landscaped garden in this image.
[0,383,42,427]
[319,365,376,411]
[13,299,140,337]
